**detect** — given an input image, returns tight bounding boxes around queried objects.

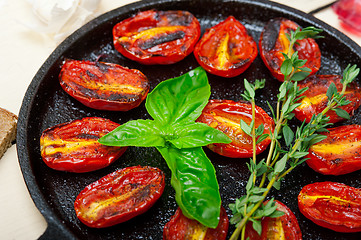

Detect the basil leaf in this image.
[157,146,221,228]
[98,119,165,147]
[146,67,210,126]
[169,122,231,149]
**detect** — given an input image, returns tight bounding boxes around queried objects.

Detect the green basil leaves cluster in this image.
[99,67,231,228]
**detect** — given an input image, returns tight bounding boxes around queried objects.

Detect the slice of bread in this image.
[0,107,17,159]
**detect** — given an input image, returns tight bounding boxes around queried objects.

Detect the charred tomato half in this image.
[298,181,361,232]
[259,18,321,81]
[194,16,258,78]
[40,117,126,173]
[307,124,361,175]
[163,206,229,240]
[294,74,361,123]
[196,99,274,158]
[113,10,200,65]
[59,59,149,111]
[245,200,302,240]
[74,165,165,228]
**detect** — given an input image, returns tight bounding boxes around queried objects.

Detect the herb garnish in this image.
[98,26,360,237]
[99,67,231,228]
[229,26,360,240]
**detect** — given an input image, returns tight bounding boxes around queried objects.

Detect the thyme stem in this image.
[230,176,277,240]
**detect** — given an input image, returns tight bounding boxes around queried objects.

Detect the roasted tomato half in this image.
[163,206,229,240]
[307,125,361,175]
[113,10,201,65]
[298,181,361,232]
[193,16,258,78]
[259,18,321,81]
[40,117,126,173]
[196,100,274,158]
[245,200,302,240]
[59,59,149,111]
[74,166,165,228]
[294,75,361,123]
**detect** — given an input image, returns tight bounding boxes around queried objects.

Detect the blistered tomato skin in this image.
[307,125,361,175]
[40,117,127,173]
[59,59,149,111]
[245,200,302,240]
[163,206,229,240]
[294,75,361,123]
[113,10,201,65]
[74,166,165,228]
[193,16,258,78]
[259,18,321,81]
[298,181,361,232]
[196,100,274,158]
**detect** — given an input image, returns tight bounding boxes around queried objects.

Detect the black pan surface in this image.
[17,0,361,239]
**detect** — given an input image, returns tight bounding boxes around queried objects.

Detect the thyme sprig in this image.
[324,64,360,119]
[229,26,359,240]
[241,78,267,167]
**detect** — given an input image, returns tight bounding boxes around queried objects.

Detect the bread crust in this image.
[0,107,17,159]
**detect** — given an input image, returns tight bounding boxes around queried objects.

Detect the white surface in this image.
[0,1,360,239]
[271,0,336,13]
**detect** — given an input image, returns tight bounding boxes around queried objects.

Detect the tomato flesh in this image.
[259,18,321,81]
[298,181,361,232]
[245,200,302,240]
[59,59,149,111]
[113,10,201,64]
[196,99,274,158]
[40,117,126,173]
[163,206,229,240]
[294,75,361,123]
[194,16,258,77]
[307,125,361,175]
[74,166,165,228]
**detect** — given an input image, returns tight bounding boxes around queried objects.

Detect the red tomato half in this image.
[298,181,361,232]
[294,75,361,123]
[196,100,274,158]
[113,10,201,65]
[40,117,126,173]
[74,166,165,228]
[259,18,321,81]
[245,200,302,240]
[307,125,361,175]
[163,206,229,240]
[59,59,149,111]
[193,16,258,78]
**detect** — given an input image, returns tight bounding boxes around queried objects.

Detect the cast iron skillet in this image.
[17,0,361,239]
